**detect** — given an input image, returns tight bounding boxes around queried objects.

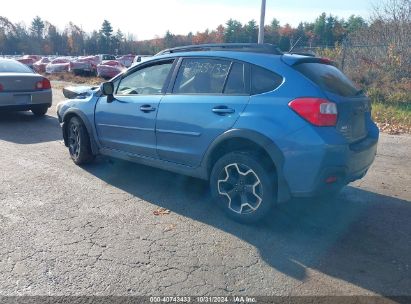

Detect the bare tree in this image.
[345,0,411,81]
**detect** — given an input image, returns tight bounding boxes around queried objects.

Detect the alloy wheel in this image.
[217,163,263,214]
[68,123,80,159]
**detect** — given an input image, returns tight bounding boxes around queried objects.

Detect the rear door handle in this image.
[212,106,235,115]
[140,104,156,112]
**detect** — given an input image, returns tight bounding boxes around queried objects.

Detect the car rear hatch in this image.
[283,55,369,143]
[324,92,370,143]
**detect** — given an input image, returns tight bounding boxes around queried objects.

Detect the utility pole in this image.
[258,0,266,44]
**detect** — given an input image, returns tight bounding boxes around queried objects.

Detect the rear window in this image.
[251,65,283,95]
[0,60,33,73]
[294,63,359,97]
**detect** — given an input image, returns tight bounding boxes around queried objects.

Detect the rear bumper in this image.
[0,90,52,107]
[72,67,95,73]
[280,124,379,198]
[293,161,373,198]
[0,103,51,112]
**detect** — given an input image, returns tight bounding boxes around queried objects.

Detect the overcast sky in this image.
[2,0,375,40]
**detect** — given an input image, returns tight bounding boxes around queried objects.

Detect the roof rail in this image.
[155,43,283,56]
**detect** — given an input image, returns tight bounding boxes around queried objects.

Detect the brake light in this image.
[0,83,3,91]
[35,78,51,90]
[288,98,338,126]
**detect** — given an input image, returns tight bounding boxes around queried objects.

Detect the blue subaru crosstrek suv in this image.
[57,43,379,223]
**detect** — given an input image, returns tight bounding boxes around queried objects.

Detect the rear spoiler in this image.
[281,54,336,67]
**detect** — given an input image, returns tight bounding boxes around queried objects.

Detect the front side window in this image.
[173,58,231,94]
[117,61,174,95]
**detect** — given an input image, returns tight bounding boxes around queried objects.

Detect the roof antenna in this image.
[289,36,302,53]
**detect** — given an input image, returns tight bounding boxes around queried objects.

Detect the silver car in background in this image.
[0,59,52,116]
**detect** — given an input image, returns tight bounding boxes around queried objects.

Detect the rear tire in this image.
[210,151,277,224]
[31,105,48,116]
[67,116,95,165]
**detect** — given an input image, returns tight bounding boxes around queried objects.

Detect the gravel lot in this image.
[0,83,410,297]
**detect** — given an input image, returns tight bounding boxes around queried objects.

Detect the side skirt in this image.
[99,147,208,180]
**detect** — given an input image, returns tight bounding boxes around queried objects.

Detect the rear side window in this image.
[251,65,283,95]
[0,60,32,73]
[294,63,359,97]
[223,62,247,95]
[173,58,230,94]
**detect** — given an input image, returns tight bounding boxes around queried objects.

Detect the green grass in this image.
[371,102,411,134]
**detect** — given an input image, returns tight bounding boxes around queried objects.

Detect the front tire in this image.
[210,152,276,223]
[31,105,49,116]
[67,117,95,165]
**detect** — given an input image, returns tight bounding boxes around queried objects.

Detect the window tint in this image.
[294,63,359,97]
[117,61,173,95]
[0,60,33,73]
[224,62,246,95]
[173,58,230,94]
[251,65,283,95]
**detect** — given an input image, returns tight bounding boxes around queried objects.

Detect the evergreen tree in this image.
[99,20,113,52]
[30,16,44,39]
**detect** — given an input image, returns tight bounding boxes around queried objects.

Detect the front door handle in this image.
[140,105,156,112]
[212,106,235,115]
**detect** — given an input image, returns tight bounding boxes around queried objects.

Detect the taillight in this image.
[35,78,51,90]
[288,98,338,126]
[0,83,3,91]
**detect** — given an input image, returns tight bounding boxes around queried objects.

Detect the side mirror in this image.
[100,81,115,103]
[100,81,114,96]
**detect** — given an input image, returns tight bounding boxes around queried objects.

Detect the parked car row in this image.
[5,53,152,79]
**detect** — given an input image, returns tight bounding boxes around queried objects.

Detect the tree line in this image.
[0,13,368,56]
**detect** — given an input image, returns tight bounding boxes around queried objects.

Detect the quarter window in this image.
[117,61,173,95]
[251,65,283,95]
[173,58,231,94]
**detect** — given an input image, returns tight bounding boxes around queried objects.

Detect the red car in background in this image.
[16,55,41,69]
[70,56,99,76]
[45,58,71,74]
[117,54,135,68]
[33,57,51,73]
[97,60,126,79]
